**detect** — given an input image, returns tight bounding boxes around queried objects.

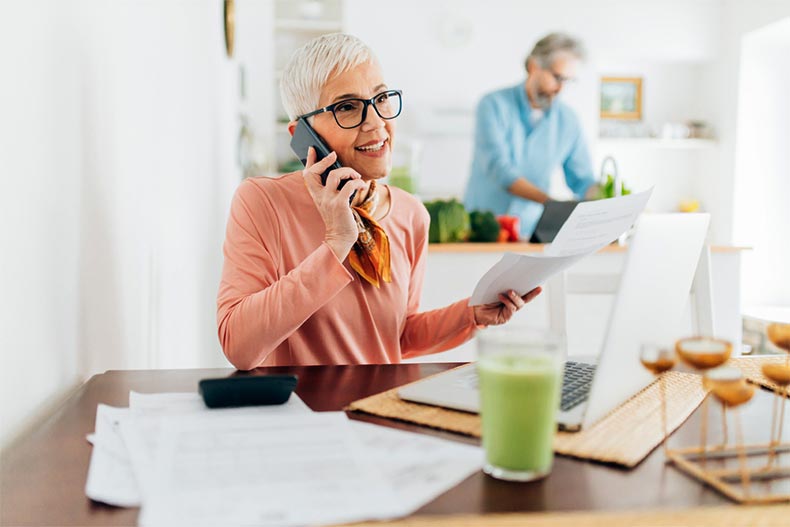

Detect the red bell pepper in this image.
[496,215,520,242]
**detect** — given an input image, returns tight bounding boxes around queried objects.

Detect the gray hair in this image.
[279,33,378,120]
[525,32,586,70]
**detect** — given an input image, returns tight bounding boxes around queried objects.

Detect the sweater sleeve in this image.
[400,207,478,359]
[216,181,353,370]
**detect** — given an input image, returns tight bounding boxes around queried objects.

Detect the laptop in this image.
[399,213,711,431]
[529,200,579,243]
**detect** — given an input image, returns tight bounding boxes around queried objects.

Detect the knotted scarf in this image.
[349,181,391,287]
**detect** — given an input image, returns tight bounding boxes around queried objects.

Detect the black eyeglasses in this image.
[547,70,574,85]
[298,89,403,129]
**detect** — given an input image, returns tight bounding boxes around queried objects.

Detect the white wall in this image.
[344,0,727,236]
[1,0,239,448]
[732,17,790,308]
[1,1,83,448]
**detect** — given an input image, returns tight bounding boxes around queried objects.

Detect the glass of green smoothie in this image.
[477,326,564,481]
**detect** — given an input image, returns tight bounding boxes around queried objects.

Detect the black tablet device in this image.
[529,200,580,243]
[198,375,298,409]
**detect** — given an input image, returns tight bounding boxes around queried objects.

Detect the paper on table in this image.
[85,391,311,506]
[84,405,141,507]
[121,391,311,498]
[349,420,483,513]
[470,189,652,306]
[138,412,402,527]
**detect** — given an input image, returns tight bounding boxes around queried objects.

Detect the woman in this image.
[217,33,541,370]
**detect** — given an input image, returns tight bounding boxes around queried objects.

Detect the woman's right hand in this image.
[302,147,368,260]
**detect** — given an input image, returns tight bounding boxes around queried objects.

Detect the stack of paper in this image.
[85,391,483,526]
[470,189,653,305]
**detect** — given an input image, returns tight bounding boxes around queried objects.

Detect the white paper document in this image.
[86,391,482,526]
[85,405,141,507]
[86,391,310,506]
[470,189,652,306]
[138,413,399,527]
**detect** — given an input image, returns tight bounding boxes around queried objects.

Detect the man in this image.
[464,33,597,239]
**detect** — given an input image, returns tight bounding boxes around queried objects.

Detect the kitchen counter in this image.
[416,243,747,363]
[428,242,750,254]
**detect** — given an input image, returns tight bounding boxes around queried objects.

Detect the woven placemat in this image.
[347,369,705,467]
[733,355,790,397]
[344,505,790,527]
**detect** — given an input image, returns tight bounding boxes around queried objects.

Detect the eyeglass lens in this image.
[333,91,401,128]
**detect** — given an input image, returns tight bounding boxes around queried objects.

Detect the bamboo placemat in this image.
[344,505,790,527]
[733,355,790,396]
[346,369,706,467]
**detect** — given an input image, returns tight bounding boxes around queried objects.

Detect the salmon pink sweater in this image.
[217,173,477,369]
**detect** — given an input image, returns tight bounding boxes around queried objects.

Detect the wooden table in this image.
[0,363,784,525]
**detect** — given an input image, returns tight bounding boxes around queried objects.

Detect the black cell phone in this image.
[290,117,348,190]
[198,374,298,409]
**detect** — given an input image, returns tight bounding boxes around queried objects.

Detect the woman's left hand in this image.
[473,287,542,327]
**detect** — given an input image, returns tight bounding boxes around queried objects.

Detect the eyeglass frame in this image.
[297,89,403,129]
[546,68,575,85]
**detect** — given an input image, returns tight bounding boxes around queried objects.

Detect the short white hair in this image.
[526,32,585,70]
[279,33,378,121]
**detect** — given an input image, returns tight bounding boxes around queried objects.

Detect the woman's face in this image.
[308,61,395,181]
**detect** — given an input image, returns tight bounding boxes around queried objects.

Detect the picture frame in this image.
[600,77,642,120]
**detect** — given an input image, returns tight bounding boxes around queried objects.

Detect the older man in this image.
[464,33,597,239]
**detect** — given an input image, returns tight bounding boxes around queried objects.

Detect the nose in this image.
[360,103,386,132]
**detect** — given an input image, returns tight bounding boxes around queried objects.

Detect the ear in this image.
[526,57,537,75]
[287,120,297,137]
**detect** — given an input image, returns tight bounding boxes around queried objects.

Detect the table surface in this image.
[0,363,785,526]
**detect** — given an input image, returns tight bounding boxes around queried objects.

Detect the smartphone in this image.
[290,118,348,190]
[198,374,298,408]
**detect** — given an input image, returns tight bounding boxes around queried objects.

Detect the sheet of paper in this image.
[84,405,142,507]
[137,413,403,527]
[121,391,311,497]
[349,420,483,513]
[545,188,653,256]
[470,189,652,306]
[85,391,311,505]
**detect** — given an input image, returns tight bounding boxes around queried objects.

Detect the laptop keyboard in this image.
[453,361,597,412]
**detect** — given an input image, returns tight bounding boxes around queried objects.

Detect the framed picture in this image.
[600,77,642,120]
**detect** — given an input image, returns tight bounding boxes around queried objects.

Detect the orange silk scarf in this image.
[349,181,391,287]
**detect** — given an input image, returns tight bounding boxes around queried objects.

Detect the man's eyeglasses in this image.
[298,89,403,129]
[547,70,574,85]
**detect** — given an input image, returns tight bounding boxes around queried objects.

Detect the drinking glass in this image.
[477,326,564,481]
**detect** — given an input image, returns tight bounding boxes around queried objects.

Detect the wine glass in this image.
[676,337,734,460]
[764,323,790,459]
[704,367,755,494]
[640,343,676,456]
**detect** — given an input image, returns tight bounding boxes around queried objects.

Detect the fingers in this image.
[305,148,336,173]
[339,178,367,202]
[324,167,361,192]
[521,286,542,303]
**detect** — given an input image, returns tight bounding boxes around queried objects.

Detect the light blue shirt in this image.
[463,82,595,238]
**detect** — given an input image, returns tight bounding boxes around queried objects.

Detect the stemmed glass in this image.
[639,343,677,456]
[704,367,755,495]
[763,323,790,462]
[675,337,733,463]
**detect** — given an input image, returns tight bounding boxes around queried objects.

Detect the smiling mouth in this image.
[355,138,388,152]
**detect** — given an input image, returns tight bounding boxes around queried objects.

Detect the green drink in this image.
[477,329,563,481]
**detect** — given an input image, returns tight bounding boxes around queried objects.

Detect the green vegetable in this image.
[424,199,471,243]
[469,210,501,242]
[597,174,631,199]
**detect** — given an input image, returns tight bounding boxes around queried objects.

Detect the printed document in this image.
[470,189,652,305]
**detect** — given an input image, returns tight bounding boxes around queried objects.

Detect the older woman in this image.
[217,33,541,370]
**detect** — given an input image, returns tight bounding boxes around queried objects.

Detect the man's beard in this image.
[533,90,554,110]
